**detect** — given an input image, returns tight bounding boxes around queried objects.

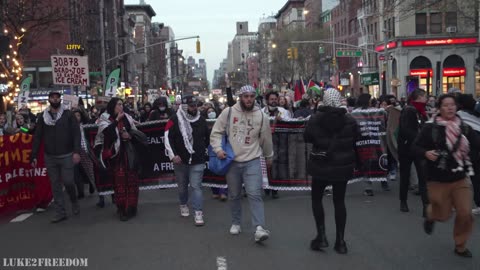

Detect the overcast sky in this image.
[125,0,338,84]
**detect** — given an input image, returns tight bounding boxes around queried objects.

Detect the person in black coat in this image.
[304,88,359,255]
[412,94,480,258]
[397,88,429,214]
[149,96,173,121]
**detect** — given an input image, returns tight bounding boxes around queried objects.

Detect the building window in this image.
[374,22,378,41]
[297,9,303,19]
[136,15,144,22]
[445,12,457,28]
[416,13,427,35]
[392,16,395,37]
[430,13,442,34]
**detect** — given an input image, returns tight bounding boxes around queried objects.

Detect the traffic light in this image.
[196,39,201,54]
[332,57,337,67]
[287,47,293,59]
[293,47,298,59]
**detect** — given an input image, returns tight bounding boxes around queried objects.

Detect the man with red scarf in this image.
[397,88,429,215]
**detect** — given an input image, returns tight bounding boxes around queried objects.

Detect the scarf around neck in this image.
[176,107,200,163]
[436,115,473,175]
[43,105,65,126]
[411,101,427,118]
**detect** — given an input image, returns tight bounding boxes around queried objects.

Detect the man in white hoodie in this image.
[210,85,274,243]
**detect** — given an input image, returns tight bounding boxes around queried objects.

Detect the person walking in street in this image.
[304,88,359,254]
[210,85,273,243]
[397,88,429,215]
[30,91,81,223]
[94,98,140,221]
[413,94,479,258]
[165,95,210,226]
[262,91,290,199]
[455,94,480,215]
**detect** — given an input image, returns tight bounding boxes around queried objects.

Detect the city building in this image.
[376,0,479,97]
[304,0,322,29]
[125,3,156,96]
[257,17,277,88]
[275,0,306,30]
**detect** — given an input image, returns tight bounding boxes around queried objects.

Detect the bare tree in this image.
[270,27,328,86]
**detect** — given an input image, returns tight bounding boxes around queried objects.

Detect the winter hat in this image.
[181,95,197,112]
[237,85,256,96]
[323,88,342,107]
[448,87,461,94]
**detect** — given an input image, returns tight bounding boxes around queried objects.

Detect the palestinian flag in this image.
[308,80,322,96]
[253,82,260,97]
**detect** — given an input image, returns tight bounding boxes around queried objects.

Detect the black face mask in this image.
[187,110,198,116]
[50,101,61,109]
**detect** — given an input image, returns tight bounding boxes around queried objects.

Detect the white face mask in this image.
[208,112,216,119]
[159,106,166,111]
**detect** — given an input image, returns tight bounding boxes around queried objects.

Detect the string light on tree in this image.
[0,25,27,98]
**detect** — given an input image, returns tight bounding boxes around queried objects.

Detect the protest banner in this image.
[0,134,52,215]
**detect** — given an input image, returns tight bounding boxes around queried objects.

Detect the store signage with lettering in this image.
[443,67,466,76]
[402,38,478,47]
[360,73,380,86]
[375,42,397,52]
[410,69,433,78]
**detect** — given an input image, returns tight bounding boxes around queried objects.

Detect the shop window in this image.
[475,71,480,97]
[443,76,464,94]
[416,13,427,35]
[39,72,53,88]
[430,13,442,34]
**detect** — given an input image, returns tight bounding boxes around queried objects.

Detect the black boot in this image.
[400,201,409,212]
[310,226,329,251]
[334,233,348,254]
[96,196,105,208]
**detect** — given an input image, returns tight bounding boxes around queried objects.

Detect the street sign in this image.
[318,46,325,54]
[336,50,362,57]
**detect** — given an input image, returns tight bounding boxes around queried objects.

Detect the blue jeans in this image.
[226,158,265,228]
[174,163,205,211]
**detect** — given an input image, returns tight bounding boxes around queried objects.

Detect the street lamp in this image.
[303,10,309,15]
[271,43,277,49]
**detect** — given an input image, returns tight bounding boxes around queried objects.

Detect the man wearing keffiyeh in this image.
[165,95,210,226]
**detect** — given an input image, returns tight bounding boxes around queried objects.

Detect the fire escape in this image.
[357,2,376,74]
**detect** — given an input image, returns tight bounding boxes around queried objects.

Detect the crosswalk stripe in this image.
[216,256,227,270]
[10,213,33,223]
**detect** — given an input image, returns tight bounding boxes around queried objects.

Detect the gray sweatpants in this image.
[44,153,77,216]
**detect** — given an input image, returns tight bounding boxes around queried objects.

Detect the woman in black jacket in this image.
[397,88,429,214]
[413,94,480,258]
[304,88,359,254]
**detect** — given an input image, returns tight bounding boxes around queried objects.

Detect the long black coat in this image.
[304,106,359,182]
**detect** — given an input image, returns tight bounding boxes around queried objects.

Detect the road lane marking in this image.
[10,213,33,223]
[216,256,227,270]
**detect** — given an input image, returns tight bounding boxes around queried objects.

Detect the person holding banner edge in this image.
[30,91,81,223]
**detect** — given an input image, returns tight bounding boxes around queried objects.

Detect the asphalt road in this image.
[1,181,479,270]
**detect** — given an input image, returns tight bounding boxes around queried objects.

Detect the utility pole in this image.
[99,0,106,90]
[331,24,337,86]
[112,0,119,67]
[382,29,389,95]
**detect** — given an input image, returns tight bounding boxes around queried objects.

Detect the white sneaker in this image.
[472,207,480,215]
[180,205,190,217]
[229,224,241,235]
[254,226,270,243]
[194,211,204,226]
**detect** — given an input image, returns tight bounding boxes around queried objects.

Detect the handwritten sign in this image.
[62,94,79,110]
[51,55,90,86]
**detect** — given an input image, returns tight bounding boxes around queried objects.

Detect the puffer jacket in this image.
[304,106,359,181]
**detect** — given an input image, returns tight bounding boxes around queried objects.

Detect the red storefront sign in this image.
[410,69,433,78]
[402,38,478,47]
[443,67,466,76]
[409,67,466,78]
[375,42,397,52]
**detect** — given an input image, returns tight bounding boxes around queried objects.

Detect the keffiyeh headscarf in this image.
[176,95,200,163]
[237,85,256,96]
[323,88,342,108]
